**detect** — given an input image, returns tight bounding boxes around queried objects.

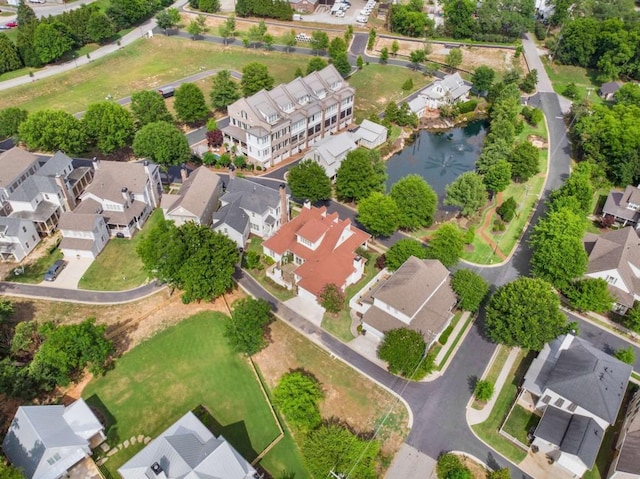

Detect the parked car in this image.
[44,260,66,282]
[356,15,368,22]
[6,21,18,28]
[157,86,175,98]
[336,10,345,16]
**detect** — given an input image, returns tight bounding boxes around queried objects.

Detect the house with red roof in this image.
[262,203,370,302]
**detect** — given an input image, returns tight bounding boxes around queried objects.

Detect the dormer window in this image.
[331,81,342,90]
[298,95,309,105]
[316,89,326,99]
[241,110,248,119]
[281,102,293,113]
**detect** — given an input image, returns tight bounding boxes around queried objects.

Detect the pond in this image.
[386,120,488,208]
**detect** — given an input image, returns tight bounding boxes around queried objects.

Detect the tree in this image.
[82,101,134,154]
[287,159,331,202]
[615,83,640,106]
[0,459,25,479]
[206,129,223,148]
[409,48,426,70]
[563,82,580,100]
[303,423,379,479]
[356,55,363,69]
[489,469,511,479]
[33,22,74,64]
[497,196,517,222]
[0,299,14,324]
[11,320,39,358]
[0,108,28,139]
[335,148,387,203]
[241,62,274,96]
[451,269,489,312]
[156,8,181,33]
[519,69,538,93]
[18,110,86,154]
[310,30,329,53]
[474,380,494,401]
[402,78,414,91]
[437,453,471,479]
[485,277,567,350]
[174,83,209,124]
[273,371,323,431]
[344,24,353,44]
[472,65,495,94]
[29,319,113,388]
[443,0,475,38]
[130,90,173,127]
[263,33,274,50]
[283,29,296,52]
[389,175,437,230]
[224,297,272,355]
[385,239,427,271]
[565,278,613,313]
[378,327,428,378]
[427,223,464,267]
[367,28,376,51]
[318,283,345,314]
[187,18,204,39]
[132,121,191,167]
[446,47,463,70]
[444,172,488,216]
[508,141,539,181]
[219,16,236,44]
[306,56,327,75]
[16,1,40,68]
[483,160,512,193]
[357,192,400,237]
[332,52,351,77]
[328,36,347,58]
[380,46,389,64]
[615,347,636,365]
[0,33,23,75]
[209,69,240,110]
[198,0,220,12]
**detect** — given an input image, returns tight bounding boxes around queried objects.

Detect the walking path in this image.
[434,311,471,366]
[475,192,507,261]
[466,346,520,426]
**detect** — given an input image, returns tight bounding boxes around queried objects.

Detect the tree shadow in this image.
[467,374,479,393]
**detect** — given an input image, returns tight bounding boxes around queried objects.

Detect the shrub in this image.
[563,82,580,100]
[273,371,323,432]
[318,283,345,314]
[402,78,414,91]
[521,106,543,126]
[464,226,475,245]
[439,325,454,345]
[243,250,262,270]
[474,379,494,401]
[457,99,478,115]
[202,151,217,165]
[615,347,636,365]
[534,21,546,41]
[492,218,506,232]
[497,197,517,222]
[437,453,471,479]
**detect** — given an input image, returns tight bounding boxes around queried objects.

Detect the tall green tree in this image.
[385,238,427,271]
[0,33,23,74]
[0,108,28,139]
[241,62,274,96]
[210,69,240,110]
[273,371,323,432]
[16,1,41,68]
[82,101,135,154]
[565,278,613,313]
[335,148,387,202]
[332,52,351,77]
[508,141,539,181]
[472,65,495,93]
[485,277,567,350]
[19,110,86,154]
[451,269,489,312]
[444,171,488,216]
[318,283,346,314]
[224,297,272,355]
[33,22,74,64]
[446,47,463,70]
[174,83,209,124]
[483,160,512,193]
[427,223,465,267]
[310,30,329,53]
[87,12,116,43]
[132,121,190,167]
[306,56,328,75]
[378,328,427,377]
[287,159,332,203]
[130,90,173,127]
[357,192,400,237]
[156,7,181,32]
[390,174,438,230]
[443,0,476,38]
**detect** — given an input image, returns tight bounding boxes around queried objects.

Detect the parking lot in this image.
[301,0,381,25]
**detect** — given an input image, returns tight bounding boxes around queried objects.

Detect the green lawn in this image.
[83,312,308,479]
[348,64,431,121]
[322,252,380,342]
[472,345,509,409]
[9,241,63,284]
[244,237,296,302]
[542,57,603,103]
[502,405,540,445]
[435,311,471,370]
[78,209,163,291]
[472,350,533,463]
[0,35,313,113]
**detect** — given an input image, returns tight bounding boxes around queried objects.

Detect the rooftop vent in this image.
[151,463,163,476]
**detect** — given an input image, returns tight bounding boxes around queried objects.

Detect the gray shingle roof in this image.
[0,147,39,190]
[58,212,100,232]
[212,202,249,235]
[615,391,640,474]
[535,406,604,469]
[37,151,74,178]
[220,177,280,215]
[0,216,34,237]
[9,176,59,203]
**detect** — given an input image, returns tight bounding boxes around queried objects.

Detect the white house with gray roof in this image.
[412,73,472,112]
[58,212,109,258]
[523,334,632,477]
[2,398,105,479]
[223,65,355,168]
[161,167,222,227]
[0,147,40,216]
[0,216,40,262]
[301,132,357,180]
[118,411,257,479]
[351,119,388,149]
[213,177,289,248]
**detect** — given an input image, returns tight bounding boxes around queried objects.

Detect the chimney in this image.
[121,187,129,206]
[303,199,311,210]
[279,184,288,226]
[54,174,76,211]
[180,164,188,183]
[92,157,99,171]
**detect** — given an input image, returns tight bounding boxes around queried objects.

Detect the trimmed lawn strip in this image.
[83,312,305,478]
[472,345,509,410]
[78,209,164,291]
[436,311,469,370]
[541,57,603,104]
[322,252,380,342]
[472,349,532,463]
[632,371,640,382]
[502,405,540,445]
[244,237,296,302]
[9,241,63,284]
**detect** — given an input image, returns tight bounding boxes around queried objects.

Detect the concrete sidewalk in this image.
[467,346,520,426]
[435,311,471,365]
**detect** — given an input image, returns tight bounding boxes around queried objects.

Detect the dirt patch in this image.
[527,135,548,149]
[374,38,527,74]
[460,455,490,479]
[0,233,61,280]
[253,320,409,460]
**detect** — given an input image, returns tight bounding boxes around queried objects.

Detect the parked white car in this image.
[356,15,368,23]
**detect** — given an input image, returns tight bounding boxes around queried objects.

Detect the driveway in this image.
[37,257,94,290]
[283,296,325,326]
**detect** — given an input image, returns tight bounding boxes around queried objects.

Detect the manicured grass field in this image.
[348,64,431,121]
[542,57,603,103]
[502,405,540,445]
[472,350,531,463]
[82,311,308,478]
[0,36,312,113]
[78,209,163,291]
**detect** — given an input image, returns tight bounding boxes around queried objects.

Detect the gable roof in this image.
[602,186,640,224]
[354,120,387,144]
[82,161,151,203]
[9,175,59,203]
[58,212,101,232]
[307,133,357,177]
[600,81,621,96]
[0,147,39,191]
[1,399,102,479]
[220,177,281,215]
[0,216,36,237]
[118,412,256,479]
[37,152,74,178]
[212,202,249,235]
[583,226,640,308]
[164,167,221,223]
[613,391,640,475]
[524,335,632,425]
[263,206,370,296]
[534,406,604,469]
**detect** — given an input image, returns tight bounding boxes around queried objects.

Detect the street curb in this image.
[464,344,500,425]
[561,305,640,348]
[423,312,474,382]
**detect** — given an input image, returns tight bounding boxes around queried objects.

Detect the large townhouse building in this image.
[223,65,355,169]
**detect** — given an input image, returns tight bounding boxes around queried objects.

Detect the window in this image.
[541,395,551,404]
[22,226,26,233]
[606,275,618,285]
[25,242,29,249]
[554,398,565,407]
[32,235,36,242]
[568,403,578,412]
